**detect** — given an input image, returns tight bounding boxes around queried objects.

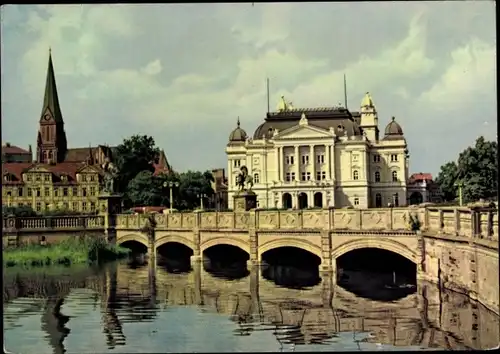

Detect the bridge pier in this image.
[190,255,202,267]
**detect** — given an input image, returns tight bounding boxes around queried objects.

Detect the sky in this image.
[1,2,496,175]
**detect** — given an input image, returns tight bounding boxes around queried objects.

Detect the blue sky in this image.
[1,3,496,175]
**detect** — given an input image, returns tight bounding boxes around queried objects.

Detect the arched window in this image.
[353,170,359,180]
[375,193,382,208]
[253,173,259,184]
[374,171,380,182]
[392,171,398,182]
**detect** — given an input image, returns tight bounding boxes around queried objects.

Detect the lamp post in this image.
[454,181,464,206]
[164,181,179,213]
[197,193,207,210]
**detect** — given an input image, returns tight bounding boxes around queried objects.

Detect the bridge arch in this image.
[331,238,417,264]
[155,234,195,251]
[117,233,149,248]
[200,237,250,255]
[258,238,323,261]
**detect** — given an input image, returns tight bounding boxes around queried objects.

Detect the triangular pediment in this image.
[274,124,333,140]
[25,165,51,173]
[77,164,101,174]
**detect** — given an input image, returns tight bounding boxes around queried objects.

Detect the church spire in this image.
[41,48,64,123]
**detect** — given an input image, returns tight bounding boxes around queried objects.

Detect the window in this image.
[6,190,12,197]
[28,188,32,197]
[63,202,69,210]
[48,151,53,160]
[36,188,41,197]
[375,193,382,208]
[82,174,87,182]
[44,188,50,197]
[90,186,96,196]
[253,173,259,184]
[316,171,322,180]
[27,174,32,182]
[286,172,296,182]
[82,188,87,197]
[35,202,41,212]
[392,171,398,182]
[73,187,78,196]
[233,160,241,168]
[35,174,41,182]
[90,202,96,211]
[317,154,325,164]
[301,155,309,164]
[373,154,381,163]
[235,176,239,185]
[291,172,295,181]
[375,171,381,182]
[301,172,306,181]
[321,171,326,180]
[82,202,87,211]
[4,174,10,182]
[72,202,78,211]
[285,155,295,165]
[354,197,359,206]
[63,188,68,197]
[391,154,398,162]
[353,170,359,180]
[44,174,51,182]
[393,193,399,207]
[90,174,95,182]
[18,188,23,197]
[300,172,311,181]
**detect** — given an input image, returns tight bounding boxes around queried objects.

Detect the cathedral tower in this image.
[36,49,68,164]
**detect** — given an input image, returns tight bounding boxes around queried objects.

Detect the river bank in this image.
[3,237,130,268]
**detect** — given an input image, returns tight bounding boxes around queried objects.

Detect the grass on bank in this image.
[3,237,131,268]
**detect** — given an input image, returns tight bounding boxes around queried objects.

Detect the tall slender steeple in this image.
[36,49,68,164]
[41,48,64,123]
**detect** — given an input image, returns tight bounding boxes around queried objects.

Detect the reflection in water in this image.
[3,261,499,353]
[262,264,321,289]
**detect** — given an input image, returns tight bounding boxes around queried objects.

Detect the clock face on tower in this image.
[43,114,51,121]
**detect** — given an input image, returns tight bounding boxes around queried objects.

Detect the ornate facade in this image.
[226,94,409,209]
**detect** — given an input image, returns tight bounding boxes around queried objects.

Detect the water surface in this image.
[3,260,499,353]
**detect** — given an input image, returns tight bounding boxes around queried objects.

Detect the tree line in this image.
[114,135,215,210]
[435,136,497,204]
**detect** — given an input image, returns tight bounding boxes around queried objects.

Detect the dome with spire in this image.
[384,116,403,136]
[228,118,247,142]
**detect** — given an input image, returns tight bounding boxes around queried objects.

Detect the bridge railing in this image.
[4,207,496,240]
[2,215,105,233]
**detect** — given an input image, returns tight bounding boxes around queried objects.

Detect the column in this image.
[325,144,331,180]
[278,147,283,181]
[294,145,300,180]
[275,146,280,182]
[309,145,315,180]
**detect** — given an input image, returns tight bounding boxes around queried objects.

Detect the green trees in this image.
[114,135,214,210]
[435,136,497,203]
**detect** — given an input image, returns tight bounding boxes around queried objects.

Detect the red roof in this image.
[2,162,102,185]
[152,150,172,176]
[2,144,30,155]
[409,173,434,183]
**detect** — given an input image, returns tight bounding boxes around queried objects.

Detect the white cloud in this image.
[0,3,496,174]
[141,59,163,76]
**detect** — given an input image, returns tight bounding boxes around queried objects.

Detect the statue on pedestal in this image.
[101,158,119,195]
[234,165,257,211]
[236,166,253,193]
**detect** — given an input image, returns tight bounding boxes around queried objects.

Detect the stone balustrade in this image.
[2,215,105,233]
[2,207,497,240]
[113,207,498,240]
